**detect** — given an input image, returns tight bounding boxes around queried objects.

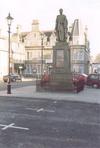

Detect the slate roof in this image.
[20,32,29,37]
[42,30,56,41]
[12,30,56,43]
[13,32,29,37]
[43,30,56,37]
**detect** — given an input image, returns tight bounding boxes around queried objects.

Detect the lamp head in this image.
[6,13,14,26]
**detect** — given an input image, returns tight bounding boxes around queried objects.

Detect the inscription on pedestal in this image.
[52,42,70,73]
[56,49,64,67]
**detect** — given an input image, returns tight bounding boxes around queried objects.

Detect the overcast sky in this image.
[0,0,100,57]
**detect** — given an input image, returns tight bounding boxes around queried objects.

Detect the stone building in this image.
[0,17,90,80]
[12,19,90,77]
[0,27,25,79]
[69,19,90,74]
[10,24,25,76]
[18,20,56,78]
[0,31,8,79]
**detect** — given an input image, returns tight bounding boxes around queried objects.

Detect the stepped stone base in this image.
[48,71,75,92]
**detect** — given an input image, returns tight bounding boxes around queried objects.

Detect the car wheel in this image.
[92,83,99,88]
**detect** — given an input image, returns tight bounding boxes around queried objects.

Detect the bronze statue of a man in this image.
[55,9,68,42]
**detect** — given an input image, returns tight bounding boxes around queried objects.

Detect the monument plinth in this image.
[52,42,70,73]
[49,42,75,92]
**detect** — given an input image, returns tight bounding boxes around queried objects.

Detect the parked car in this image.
[86,73,100,88]
[72,73,88,84]
[3,73,22,82]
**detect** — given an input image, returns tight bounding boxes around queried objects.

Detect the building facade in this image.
[0,34,8,79]
[69,19,90,74]
[0,27,25,79]
[12,26,25,76]
[18,20,56,78]
[0,18,90,80]
[12,19,90,77]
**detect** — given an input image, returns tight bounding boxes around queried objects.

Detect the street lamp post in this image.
[6,13,14,94]
[40,32,44,78]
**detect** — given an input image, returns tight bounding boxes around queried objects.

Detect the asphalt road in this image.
[0,96,100,148]
[0,80,36,91]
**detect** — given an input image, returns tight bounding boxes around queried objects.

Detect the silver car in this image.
[3,73,22,82]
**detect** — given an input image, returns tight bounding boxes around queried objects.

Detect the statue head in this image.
[59,8,63,14]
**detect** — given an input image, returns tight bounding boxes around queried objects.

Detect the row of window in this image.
[26,51,53,60]
[73,51,84,60]
[27,51,84,60]
[26,64,52,74]
[26,64,84,74]
[72,65,84,73]
[27,39,55,46]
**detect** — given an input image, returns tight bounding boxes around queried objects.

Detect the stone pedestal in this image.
[52,42,71,73]
[49,42,75,92]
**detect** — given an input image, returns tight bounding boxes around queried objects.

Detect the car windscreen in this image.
[89,75,99,79]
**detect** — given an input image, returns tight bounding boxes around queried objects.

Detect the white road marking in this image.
[0,123,29,131]
[43,109,55,113]
[26,108,55,113]
[2,123,15,130]
[37,108,44,112]
[54,101,57,103]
